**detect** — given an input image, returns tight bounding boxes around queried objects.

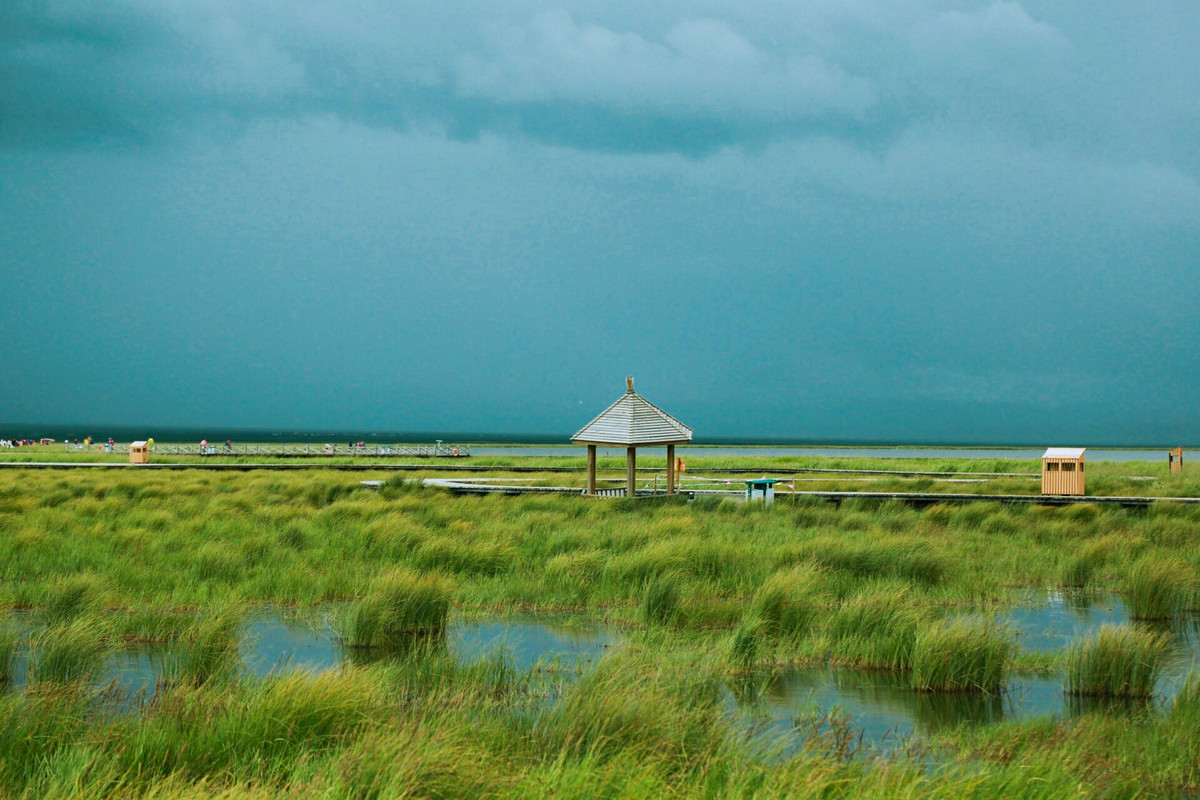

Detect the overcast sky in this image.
[2,1,1197,443]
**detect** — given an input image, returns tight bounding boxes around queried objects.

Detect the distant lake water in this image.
[471,446,1170,462]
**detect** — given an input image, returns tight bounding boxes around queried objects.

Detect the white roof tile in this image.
[1043,447,1086,459]
[572,378,693,446]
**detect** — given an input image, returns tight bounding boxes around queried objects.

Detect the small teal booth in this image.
[745,478,776,505]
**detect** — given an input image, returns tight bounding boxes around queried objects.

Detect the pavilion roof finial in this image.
[626,376,634,394]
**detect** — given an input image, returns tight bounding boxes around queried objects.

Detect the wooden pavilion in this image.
[573,377,693,497]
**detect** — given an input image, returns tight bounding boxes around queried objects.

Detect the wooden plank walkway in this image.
[1,461,1189,506]
[407,479,1200,507]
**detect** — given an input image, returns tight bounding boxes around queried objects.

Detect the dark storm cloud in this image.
[4,0,1153,155]
[2,1,1198,442]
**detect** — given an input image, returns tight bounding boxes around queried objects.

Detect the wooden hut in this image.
[572,377,692,497]
[1169,447,1184,474]
[1041,447,1085,495]
[129,441,149,464]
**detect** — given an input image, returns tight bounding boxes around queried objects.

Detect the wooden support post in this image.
[626,447,637,497]
[587,444,597,495]
[666,444,676,495]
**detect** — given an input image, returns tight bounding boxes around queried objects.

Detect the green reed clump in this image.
[0,623,16,684]
[1066,625,1168,697]
[748,563,825,639]
[345,568,452,649]
[828,584,923,670]
[727,617,764,667]
[1060,539,1111,588]
[29,618,115,685]
[1122,557,1192,620]
[806,538,947,587]
[1172,671,1200,724]
[533,652,725,767]
[640,574,681,627]
[105,667,392,786]
[43,573,103,624]
[170,606,243,684]
[912,619,1011,693]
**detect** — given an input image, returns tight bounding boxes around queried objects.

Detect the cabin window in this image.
[1046,462,1059,471]
[1061,462,1075,472]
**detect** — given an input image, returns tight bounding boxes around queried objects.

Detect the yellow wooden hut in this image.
[1169,447,1184,474]
[1041,447,1085,495]
[129,441,150,464]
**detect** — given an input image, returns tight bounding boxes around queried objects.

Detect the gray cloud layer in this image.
[5,1,1195,157]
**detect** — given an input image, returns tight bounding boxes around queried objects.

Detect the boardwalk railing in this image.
[107,443,471,458]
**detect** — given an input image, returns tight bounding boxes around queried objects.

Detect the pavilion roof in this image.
[572,377,693,447]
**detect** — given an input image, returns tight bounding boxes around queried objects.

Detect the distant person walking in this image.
[200,438,207,455]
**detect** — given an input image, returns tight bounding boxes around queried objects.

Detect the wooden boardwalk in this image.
[409,478,1200,507]
[0,461,1190,506]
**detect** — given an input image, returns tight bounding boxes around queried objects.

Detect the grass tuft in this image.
[748,563,825,639]
[345,568,452,649]
[0,621,16,684]
[1060,541,1110,588]
[43,573,103,624]
[29,617,116,685]
[170,606,244,684]
[640,573,682,627]
[727,617,765,667]
[827,583,923,671]
[1122,557,1192,620]
[1065,624,1168,698]
[911,619,1011,693]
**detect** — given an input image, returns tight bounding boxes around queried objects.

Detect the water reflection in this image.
[730,593,1199,756]
[988,592,1199,692]
[4,613,620,700]
[734,665,1168,757]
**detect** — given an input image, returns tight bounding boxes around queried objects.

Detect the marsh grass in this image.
[29,617,116,685]
[640,573,681,627]
[0,622,15,684]
[345,569,452,650]
[748,563,826,639]
[1065,624,1168,697]
[727,617,765,667]
[1060,539,1112,588]
[827,583,923,670]
[912,620,1011,693]
[533,652,725,765]
[169,606,243,684]
[1172,671,1200,723]
[43,574,104,624]
[0,461,1198,797]
[1123,557,1193,620]
[805,538,948,587]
